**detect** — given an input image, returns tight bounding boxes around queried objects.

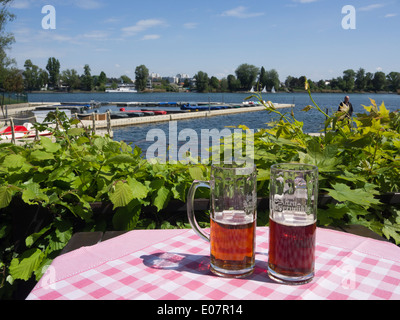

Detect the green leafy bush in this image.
[0,111,206,298]
[249,81,400,245]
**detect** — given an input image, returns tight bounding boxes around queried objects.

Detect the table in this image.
[26,227,400,300]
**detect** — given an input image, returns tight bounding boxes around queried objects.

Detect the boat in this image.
[106,87,137,93]
[119,108,160,116]
[0,123,52,141]
[262,87,267,93]
[140,109,168,115]
[271,86,276,94]
[181,104,228,111]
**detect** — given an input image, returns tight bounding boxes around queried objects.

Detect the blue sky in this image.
[6,0,400,81]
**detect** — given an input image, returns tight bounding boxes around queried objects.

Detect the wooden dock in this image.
[80,103,294,129]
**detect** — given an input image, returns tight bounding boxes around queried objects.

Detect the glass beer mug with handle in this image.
[187,165,257,278]
[268,163,319,285]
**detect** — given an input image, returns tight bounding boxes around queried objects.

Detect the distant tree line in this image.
[291,68,400,93]
[19,57,137,92]
[193,64,280,93]
[192,64,400,94]
[2,55,400,95]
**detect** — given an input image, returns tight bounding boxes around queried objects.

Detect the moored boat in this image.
[0,123,52,141]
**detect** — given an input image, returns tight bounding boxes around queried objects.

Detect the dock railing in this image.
[0,111,113,145]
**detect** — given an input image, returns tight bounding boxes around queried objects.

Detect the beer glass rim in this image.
[211,164,257,176]
[271,163,318,173]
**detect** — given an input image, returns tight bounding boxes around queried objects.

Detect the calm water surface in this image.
[28,92,400,151]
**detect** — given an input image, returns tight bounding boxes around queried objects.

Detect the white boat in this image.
[271,86,276,94]
[262,87,267,93]
[106,87,137,93]
[0,123,52,141]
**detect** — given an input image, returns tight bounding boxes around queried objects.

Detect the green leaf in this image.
[109,181,134,209]
[106,155,136,165]
[26,225,52,248]
[318,203,348,226]
[40,136,61,153]
[127,176,148,199]
[188,166,205,181]
[3,154,25,169]
[67,128,85,136]
[382,220,400,245]
[0,186,12,209]
[324,183,381,207]
[153,185,171,212]
[9,249,44,281]
[31,150,54,161]
[112,200,141,231]
[22,182,49,205]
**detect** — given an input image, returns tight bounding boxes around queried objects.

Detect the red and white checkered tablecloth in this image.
[26,228,400,300]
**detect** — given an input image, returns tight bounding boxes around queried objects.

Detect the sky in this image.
[5,0,400,82]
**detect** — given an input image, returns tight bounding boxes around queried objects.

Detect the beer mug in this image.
[268,163,319,285]
[187,165,257,278]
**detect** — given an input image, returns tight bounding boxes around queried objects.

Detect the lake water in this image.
[28,92,400,151]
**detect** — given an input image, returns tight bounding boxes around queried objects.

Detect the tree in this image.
[209,76,219,91]
[259,67,267,90]
[61,69,80,90]
[227,74,240,92]
[285,76,294,90]
[343,69,356,92]
[317,80,326,90]
[194,71,209,92]
[365,72,374,91]
[120,75,133,84]
[386,72,400,92]
[3,67,24,92]
[235,64,259,91]
[0,0,15,90]
[23,59,40,91]
[97,71,107,86]
[135,65,149,91]
[219,78,228,92]
[372,71,386,92]
[46,57,60,88]
[38,69,48,89]
[265,69,280,91]
[355,68,367,91]
[81,64,93,91]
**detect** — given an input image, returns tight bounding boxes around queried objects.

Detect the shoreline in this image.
[26,90,400,95]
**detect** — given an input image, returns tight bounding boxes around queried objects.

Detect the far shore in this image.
[26,89,400,95]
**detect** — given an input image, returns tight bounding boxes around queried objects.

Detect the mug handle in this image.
[187,180,211,243]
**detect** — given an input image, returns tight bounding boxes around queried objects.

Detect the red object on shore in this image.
[0,125,29,134]
[119,108,167,115]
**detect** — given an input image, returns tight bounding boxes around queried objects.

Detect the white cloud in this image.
[82,30,110,40]
[183,22,198,29]
[221,6,264,19]
[385,13,398,18]
[10,0,32,9]
[359,4,385,12]
[122,19,166,37]
[73,0,103,10]
[142,34,161,41]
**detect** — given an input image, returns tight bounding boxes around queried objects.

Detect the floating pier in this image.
[80,103,295,129]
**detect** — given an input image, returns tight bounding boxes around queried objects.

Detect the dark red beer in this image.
[268,219,316,280]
